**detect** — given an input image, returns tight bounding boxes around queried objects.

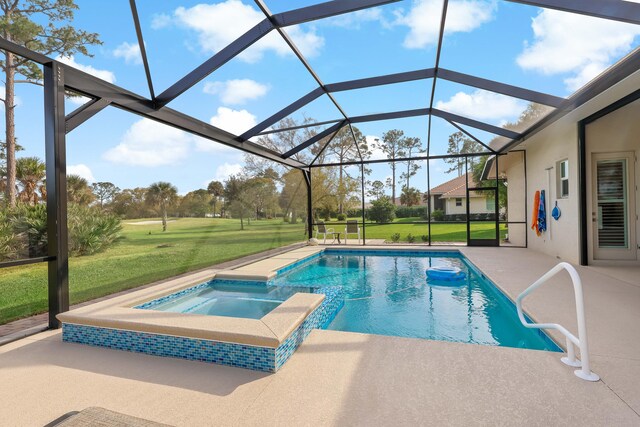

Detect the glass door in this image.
[467,187,499,246]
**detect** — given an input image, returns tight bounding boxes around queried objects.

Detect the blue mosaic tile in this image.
[61,284,346,372]
[274,251,323,275]
[324,248,462,257]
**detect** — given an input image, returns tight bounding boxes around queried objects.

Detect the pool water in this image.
[271,251,560,351]
[144,282,314,319]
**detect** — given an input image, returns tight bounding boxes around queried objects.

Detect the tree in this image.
[400,187,421,207]
[67,174,95,205]
[146,182,178,231]
[110,187,149,219]
[1,0,101,206]
[178,189,211,217]
[224,175,251,228]
[367,180,386,201]
[91,182,120,209]
[368,196,396,224]
[15,156,45,205]
[244,177,278,219]
[373,130,405,203]
[206,180,224,217]
[325,126,369,214]
[279,169,306,225]
[400,136,423,190]
[444,132,481,176]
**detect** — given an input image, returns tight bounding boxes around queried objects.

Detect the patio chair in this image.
[315,221,335,244]
[344,220,361,244]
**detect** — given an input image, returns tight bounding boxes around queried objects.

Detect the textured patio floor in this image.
[1,246,639,426]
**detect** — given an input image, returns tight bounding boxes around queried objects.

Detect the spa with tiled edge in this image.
[58,247,345,372]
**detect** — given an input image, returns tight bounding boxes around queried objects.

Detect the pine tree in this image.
[1,0,101,206]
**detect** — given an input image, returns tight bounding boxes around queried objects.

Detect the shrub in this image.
[407,233,416,243]
[67,204,122,256]
[336,213,347,221]
[9,203,48,257]
[0,209,22,260]
[390,233,400,243]
[421,234,429,242]
[396,205,425,218]
[283,215,290,223]
[369,196,396,224]
[431,209,445,221]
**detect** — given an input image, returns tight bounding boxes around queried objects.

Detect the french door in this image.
[592,152,636,260]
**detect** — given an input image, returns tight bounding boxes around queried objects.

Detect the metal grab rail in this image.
[515,262,600,382]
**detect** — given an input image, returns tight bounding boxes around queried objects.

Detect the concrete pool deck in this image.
[1,246,639,425]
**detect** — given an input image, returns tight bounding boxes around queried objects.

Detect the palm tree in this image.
[146,182,178,231]
[207,180,224,217]
[67,174,95,205]
[16,157,46,205]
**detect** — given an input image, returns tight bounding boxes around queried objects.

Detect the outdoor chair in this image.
[315,221,335,244]
[344,220,361,244]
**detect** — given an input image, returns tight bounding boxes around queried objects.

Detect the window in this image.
[455,198,462,207]
[486,196,495,211]
[557,159,569,198]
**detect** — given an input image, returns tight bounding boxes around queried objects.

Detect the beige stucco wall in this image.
[515,69,640,263]
[445,196,492,215]
[500,152,527,247]
[521,118,580,261]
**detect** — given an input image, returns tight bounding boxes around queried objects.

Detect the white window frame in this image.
[557,159,569,198]
[455,198,462,207]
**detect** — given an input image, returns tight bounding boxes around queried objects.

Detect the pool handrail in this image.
[515,262,599,382]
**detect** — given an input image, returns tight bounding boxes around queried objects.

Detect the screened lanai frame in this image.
[1,0,640,330]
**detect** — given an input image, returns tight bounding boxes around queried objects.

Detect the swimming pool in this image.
[271,250,560,351]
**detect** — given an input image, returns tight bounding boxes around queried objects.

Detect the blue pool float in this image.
[426,266,466,282]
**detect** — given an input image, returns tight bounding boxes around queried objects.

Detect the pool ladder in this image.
[515,262,599,382]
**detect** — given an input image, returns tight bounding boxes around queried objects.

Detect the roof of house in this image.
[430,174,477,198]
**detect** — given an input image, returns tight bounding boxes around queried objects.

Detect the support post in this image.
[360,162,366,246]
[303,169,313,241]
[44,62,69,329]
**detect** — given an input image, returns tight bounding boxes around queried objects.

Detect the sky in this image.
[3,0,640,195]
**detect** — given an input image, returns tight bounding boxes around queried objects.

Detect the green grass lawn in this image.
[0,218,305,325]
[0,217,507,326]
[324,217,507,242]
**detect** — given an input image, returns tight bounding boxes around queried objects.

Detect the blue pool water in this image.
[140,250,559,352]
[143,281,314,319]
[271,250,560,351]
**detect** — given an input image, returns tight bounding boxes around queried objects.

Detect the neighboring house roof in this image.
[430,174,478,198]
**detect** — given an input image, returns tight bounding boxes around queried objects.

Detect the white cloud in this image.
[56,56,116,83]
[151,13,172,29]
[209,107,257,135]
[66,94,92,106]
[67,164,95,182]
[394,0,496,49]
[113,42,142,65]
[517,9,640,92]
[284,25,324,59]
[435,89,524,122]
[193,137,239,155]
[203,79,269,105]
[326,8,386,29]
[103,119,191,167]
[365,135,387,160]
[174,0,324,62]
[210,162,243,182]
